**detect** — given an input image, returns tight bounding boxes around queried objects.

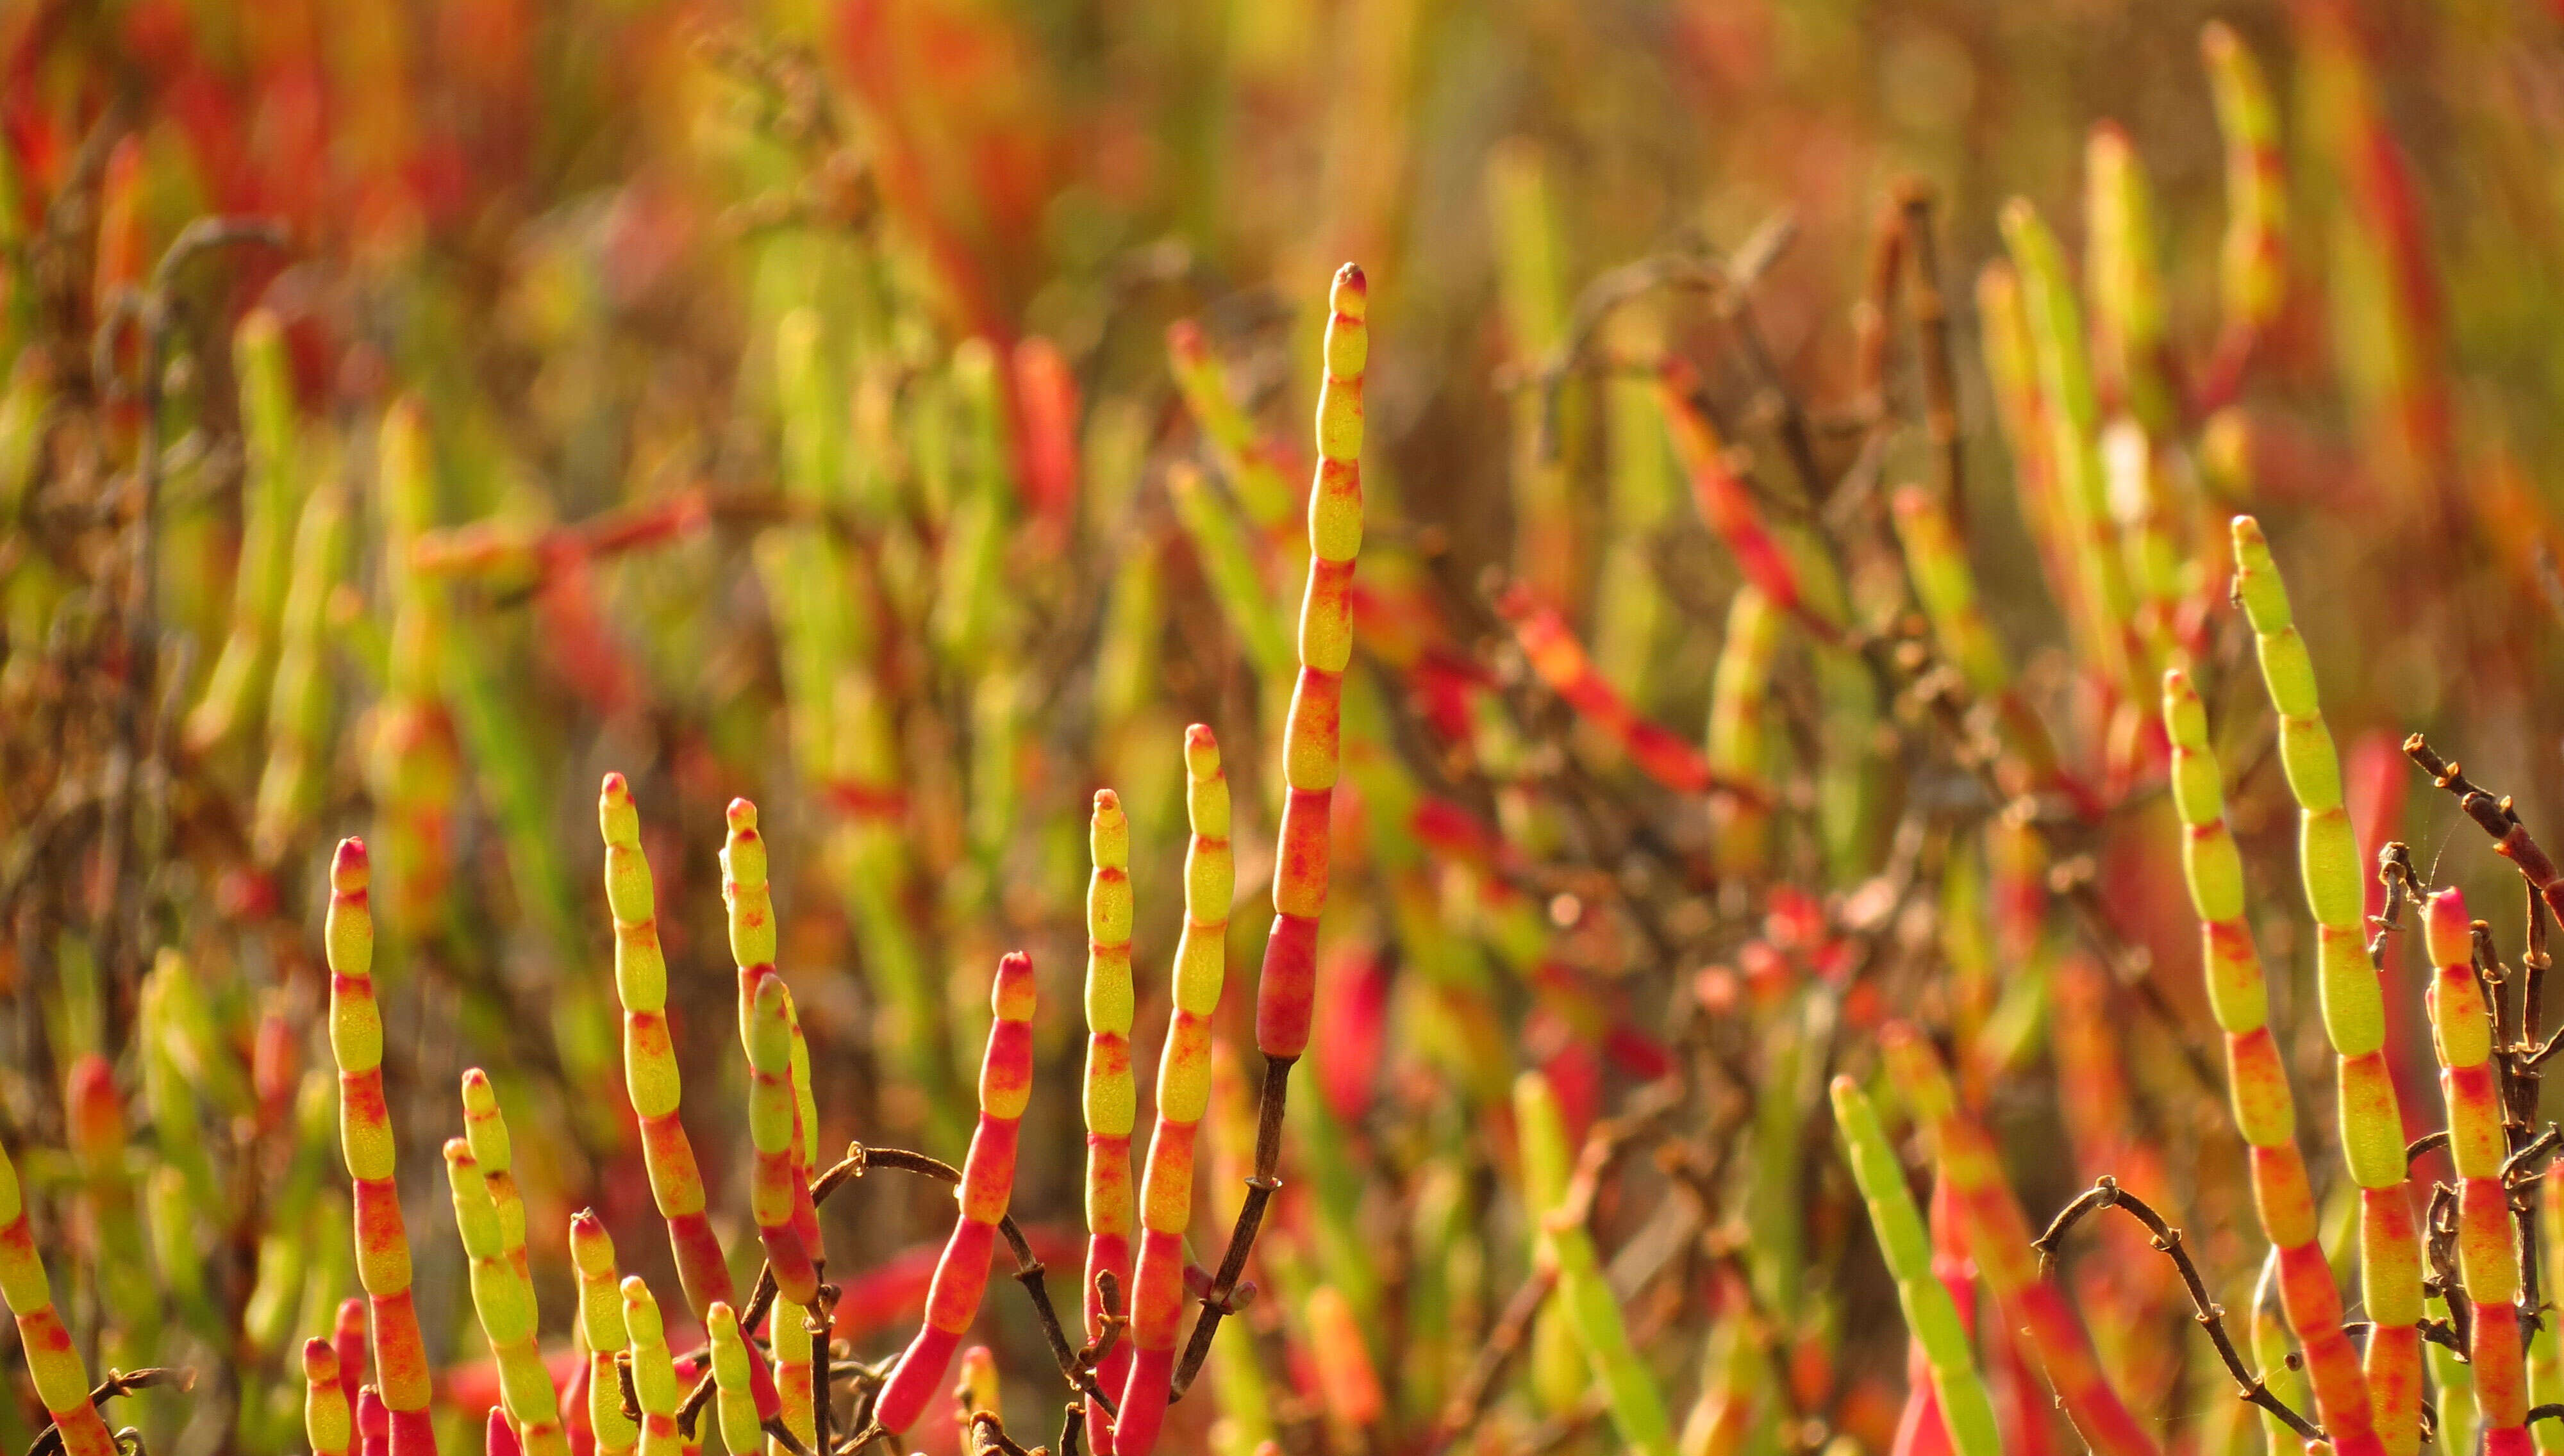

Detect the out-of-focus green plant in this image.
[11,6,2564,1456]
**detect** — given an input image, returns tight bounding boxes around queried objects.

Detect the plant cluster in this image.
[7,5,2564,1456]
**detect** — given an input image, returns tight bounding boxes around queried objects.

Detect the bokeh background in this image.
[11,1,2564,1455]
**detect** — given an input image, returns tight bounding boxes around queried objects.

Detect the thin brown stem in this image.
[2408,736,2564,923]
[2033,1177,2322,1443]
[964,1412,1034,1456]
[678,1147,874,1437]
[2408,1130,2451,1169]
[2370,842,2417,971]
[813,1143,1120,1419]
[1169,1052,1295,1400]
[811,1286,839,1456]
[1896,180,1965,530]
[25,1371,196,1456]
[1852,196,1906,417]
[1428,1266,1557,1456]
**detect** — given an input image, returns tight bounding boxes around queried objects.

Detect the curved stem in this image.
[2033,1178,2322,1443]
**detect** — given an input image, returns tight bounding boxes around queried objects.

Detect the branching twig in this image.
[2033,1177,2322,1441]
[2408,736,2564,922]
[1169,1053,1294,1400]
[26,1370,196,1456]
[830,1143,1120,1420]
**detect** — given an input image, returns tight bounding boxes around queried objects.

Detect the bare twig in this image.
[26,1370,197,1456]
[2033,1177,2322,1441]
[2408,736,2564,922]
[826,1143,1121,1420]
[1169,1053,1294,1400]
[2408,1130,2451,1169]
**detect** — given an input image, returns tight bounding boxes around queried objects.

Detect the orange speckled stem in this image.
[326,838,437,1456]
[1255,261,1365,1064]
[1657,356,1820,629]
[2424,890,2530,1449]
[0,1142,115,1456]
[2231,521,2422,1454]
[2162,673,2384,1456]
[334,1296,369,1416]
[599,775,779,1421]
[724,798,822,1306]
[623,1277,683,1456]
[1083,789,1136,1453]
[460,1070,531,1287]
[1495,583,1765,803]
[447,1138,567,1456]
[570,1212,638,1456]
[307,1338,354,1456]
[872,952,1037,1432]
[1115,727,1234,1456]
[1165,263,1368,1416]
[360,1387,389,1456]
[1881,1024,2161,1456]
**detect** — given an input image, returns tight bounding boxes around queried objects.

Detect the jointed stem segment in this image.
[325,840,437,1456]
[1159,263,1369,1434]
[2234,519,2422,1456]
[1115,729,1233,1449]
[870,954,1038,1433]
[2161,668,2385,1454]
[1080,790,1136,1452]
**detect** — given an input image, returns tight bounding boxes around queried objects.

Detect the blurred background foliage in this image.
[11,0,2564,1455]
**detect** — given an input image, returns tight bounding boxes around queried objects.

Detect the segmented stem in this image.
[1175,262,1368,1405]
[2424,891,2533,1456]
[1083,790,1137,1452]
[2233,516,2424,1453]
[1830,1077,2001,1456]
[726,798,822,1306]
[1256,261,1365,1065]
[2163,670,2384,1455]
[599,775,779,1420]
[1113,730,1233,1456]
[706,1305,762,1456]
[767,1291,812,1456]
[446,1139,567,1456]
[873,952,1038,1432]
[306,1339,353,1456]
[570,1213,638,1456]
[0,1141,117,1456]
[326,840,437,1456]
[1880,1023,2160,1456]
[623,1278,683,1456]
